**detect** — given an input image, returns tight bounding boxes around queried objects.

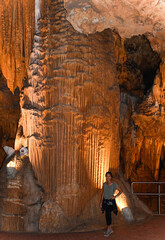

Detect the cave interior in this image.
[0,0,165,233]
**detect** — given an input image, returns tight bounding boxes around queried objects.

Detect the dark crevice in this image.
[116,34,161,97]
[143,68,160,94]
[125,35,161,94]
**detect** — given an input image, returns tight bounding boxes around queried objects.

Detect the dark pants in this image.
[102,198,118,226]
[105,204,114,226]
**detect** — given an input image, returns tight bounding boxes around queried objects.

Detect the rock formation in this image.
[0,72,20,166]
[0,0,35,92]
[115,34,162,179]
[0,153,43,232]
[65,0,165,41]
[18,0,121,228]
[0,0,165,233]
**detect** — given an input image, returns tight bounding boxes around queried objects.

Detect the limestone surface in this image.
[0,0,165,232]
[65,0,165,41]
[0,72,20,166]
[20,0,120,219]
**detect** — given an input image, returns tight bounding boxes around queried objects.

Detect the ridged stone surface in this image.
[19,0,120,220]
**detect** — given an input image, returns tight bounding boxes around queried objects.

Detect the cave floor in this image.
[0,216,164,240]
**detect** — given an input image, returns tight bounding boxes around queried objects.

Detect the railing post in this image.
[158,184,161,215]
[131,182,134,194]
[131,182,165,215]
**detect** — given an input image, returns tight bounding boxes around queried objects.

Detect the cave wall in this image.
[114,34,163,182]
[0,72,20,165]
[120,58,165,182]
[113,32,165,213]
[0,0,165,232]
[132,59,165,181]
[121,58,165,212]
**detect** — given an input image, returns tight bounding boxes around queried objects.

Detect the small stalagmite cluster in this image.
[0,0,165,233]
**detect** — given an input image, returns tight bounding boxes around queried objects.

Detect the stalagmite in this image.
[19,0,120,224]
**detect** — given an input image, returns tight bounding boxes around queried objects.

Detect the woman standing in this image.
[100,171,122,237]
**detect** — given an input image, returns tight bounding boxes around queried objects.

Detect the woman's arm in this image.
[110,186,122,199]
[99,184,104,208]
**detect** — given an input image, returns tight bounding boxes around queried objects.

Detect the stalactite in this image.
[0,0,35,92]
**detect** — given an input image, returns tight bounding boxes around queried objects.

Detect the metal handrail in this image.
[131,182,165,215]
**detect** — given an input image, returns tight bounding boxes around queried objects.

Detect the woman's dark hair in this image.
[105,171,113,177]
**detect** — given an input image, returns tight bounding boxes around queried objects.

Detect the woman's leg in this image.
[104,205,114,236]
[105,205,112,228]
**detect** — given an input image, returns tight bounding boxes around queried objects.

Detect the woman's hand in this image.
[100,201,103,209]
[111,187,123,200]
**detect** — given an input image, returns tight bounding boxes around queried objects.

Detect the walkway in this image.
[0,216,164,240]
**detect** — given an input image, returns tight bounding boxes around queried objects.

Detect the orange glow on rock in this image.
[115,191,128,211]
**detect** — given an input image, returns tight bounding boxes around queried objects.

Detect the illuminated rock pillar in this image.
[20,0,120,220]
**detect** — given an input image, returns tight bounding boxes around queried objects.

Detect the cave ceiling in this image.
[65,0,165,53]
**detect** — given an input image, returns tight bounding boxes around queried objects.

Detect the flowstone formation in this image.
[0,0,165,233]
[18,0,121,231]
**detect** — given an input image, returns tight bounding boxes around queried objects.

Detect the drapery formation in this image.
[19,0,120,218]
[0,0,35,92]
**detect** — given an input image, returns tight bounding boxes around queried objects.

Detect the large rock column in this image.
[18,0,120,227]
